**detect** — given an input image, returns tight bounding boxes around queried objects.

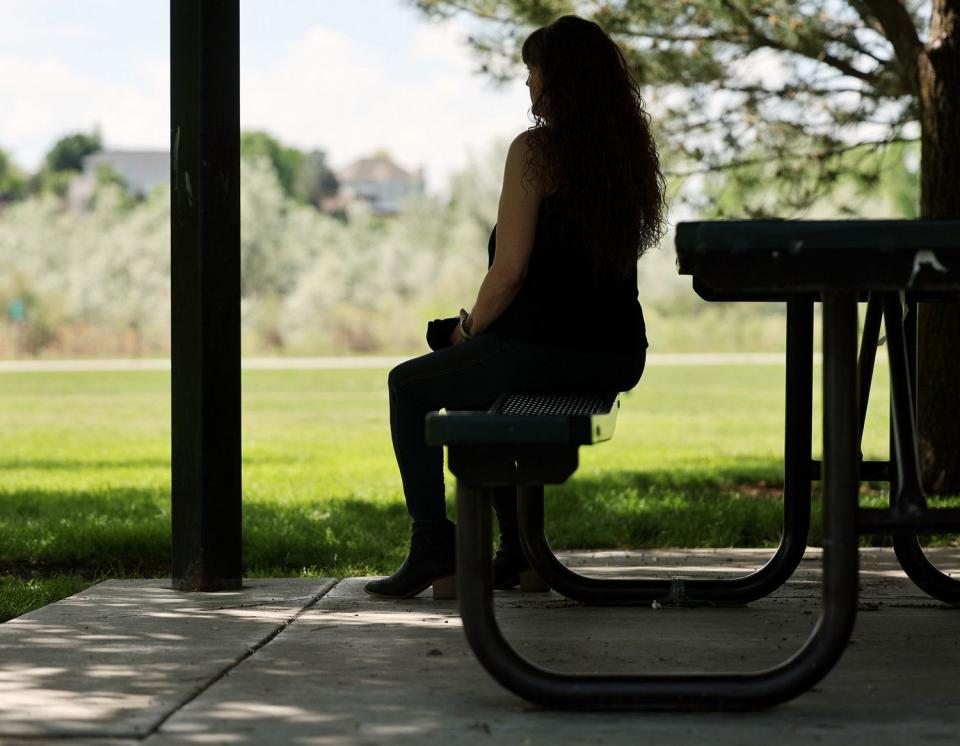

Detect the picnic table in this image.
[680,220,960,605]
[428,219,960,711]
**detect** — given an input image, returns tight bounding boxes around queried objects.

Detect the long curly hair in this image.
[521,15,666,285]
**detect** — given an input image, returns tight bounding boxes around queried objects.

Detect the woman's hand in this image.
[450,322,466,346]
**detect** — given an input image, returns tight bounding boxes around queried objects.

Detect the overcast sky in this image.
[0,0,532,193]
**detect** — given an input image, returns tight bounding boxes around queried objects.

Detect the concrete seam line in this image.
[139,578,342,741]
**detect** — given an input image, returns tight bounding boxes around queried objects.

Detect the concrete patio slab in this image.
[0,578,336,740]
[146,548,958,745]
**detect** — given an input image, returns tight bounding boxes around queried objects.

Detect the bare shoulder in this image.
[506,130,535,165]
[504,130,545,197]
[509,130,532,150]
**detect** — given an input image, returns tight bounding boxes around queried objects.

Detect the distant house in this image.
[334,154,425,215]
[82,150,169,195]
[67,150,170,209]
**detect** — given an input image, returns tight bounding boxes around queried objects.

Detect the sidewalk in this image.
[1,549,956,745]
[0,353,818,373]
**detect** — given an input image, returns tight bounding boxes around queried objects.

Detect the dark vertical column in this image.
[170,0,242,591]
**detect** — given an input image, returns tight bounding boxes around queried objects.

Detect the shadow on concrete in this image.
[0,578,335,739]
[148,550,959,746]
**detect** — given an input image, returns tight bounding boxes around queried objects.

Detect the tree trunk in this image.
[916,0,960,494]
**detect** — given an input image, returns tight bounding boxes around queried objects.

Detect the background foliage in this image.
[0,118,918,358]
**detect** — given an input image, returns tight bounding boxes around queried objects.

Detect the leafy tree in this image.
[80,184,170,355]
[413,1,944,212]
[240,155,309,298]
[293,149,340,208]
[0,184,170,356]
[91,164,135,209]
[0,149,28,203]
[700,141,920,219]
[241,130,305,198]
[2,132,824,358]
[31,130,103,198]
[413,0,960,492]
[44,130,102,173]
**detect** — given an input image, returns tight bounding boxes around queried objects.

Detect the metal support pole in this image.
[882,293,926,515]
[857,294,883,446]
[905,298,918,412]
[170,0,242,591]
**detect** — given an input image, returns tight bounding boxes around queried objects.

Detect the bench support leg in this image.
[454,295,859,709]
[513,298,814,606]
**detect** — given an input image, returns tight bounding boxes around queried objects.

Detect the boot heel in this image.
[519,568,549,592]
[432,575,457,600]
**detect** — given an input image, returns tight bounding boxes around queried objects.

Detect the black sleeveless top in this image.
[485,193,648,354]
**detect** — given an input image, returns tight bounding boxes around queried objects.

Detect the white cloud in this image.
[0,54,169,170]
[0,15,528,194]
[241,22,530,193]
[410,20,471,68]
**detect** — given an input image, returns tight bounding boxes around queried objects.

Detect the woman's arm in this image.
[452,132,543,344]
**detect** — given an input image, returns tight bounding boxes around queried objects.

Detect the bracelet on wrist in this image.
[458,310,473,340]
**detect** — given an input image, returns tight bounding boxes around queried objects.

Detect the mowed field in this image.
[1,361,951,622]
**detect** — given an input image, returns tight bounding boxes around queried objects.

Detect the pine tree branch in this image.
[800,12,892,66]
[666,136,918,176]
[713,83,886,100]
[412,0,515,24]
[615,23,887,70]
[717,0,883,84]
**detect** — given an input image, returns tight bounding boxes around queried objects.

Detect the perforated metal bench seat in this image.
[425,391,620,447]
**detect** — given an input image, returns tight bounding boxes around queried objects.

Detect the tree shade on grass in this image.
[1,363,955,622]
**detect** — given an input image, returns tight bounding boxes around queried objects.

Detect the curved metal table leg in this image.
[515,299,815,606]
[892,534,960,603]
[884,296,960,603]
[454,292,860,710]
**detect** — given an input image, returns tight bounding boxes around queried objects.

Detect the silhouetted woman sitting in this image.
[366,14,666,598]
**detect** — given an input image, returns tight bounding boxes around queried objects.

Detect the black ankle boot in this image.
[493,545,529,589]
[490,489,550,591]
[491,490,530,589]
[365,520,456,599]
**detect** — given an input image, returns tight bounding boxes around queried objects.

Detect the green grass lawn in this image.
[1,362,954,622]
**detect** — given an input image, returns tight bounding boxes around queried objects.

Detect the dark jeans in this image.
[387,332,646,528]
